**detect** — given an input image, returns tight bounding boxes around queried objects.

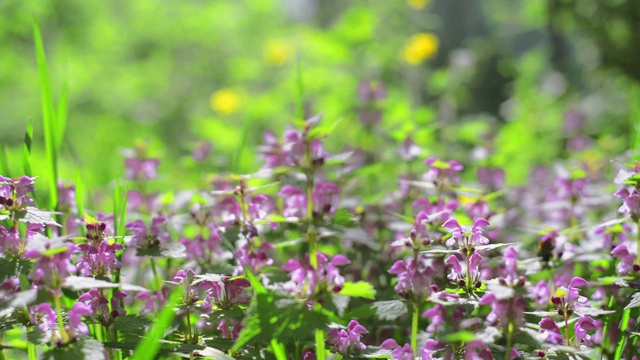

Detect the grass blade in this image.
[130,286,181,360]
[22,120,33,177]
[294,56,304,121]
[33,20,59,211]
[56,80,68,153]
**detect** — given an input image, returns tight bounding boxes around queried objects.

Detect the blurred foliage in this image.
[0,0,639,200]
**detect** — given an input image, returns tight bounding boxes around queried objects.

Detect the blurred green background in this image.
[1,0,640,195]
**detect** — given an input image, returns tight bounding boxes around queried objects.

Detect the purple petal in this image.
[569,277,588,288]
[380,338,399,350]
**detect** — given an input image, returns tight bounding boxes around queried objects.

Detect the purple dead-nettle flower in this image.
[326,320,368,355]
[555,175,587,202]
[391,211,436,249]
[67,302,92,337]
[23,242,78,290]
[125,216,171,249]
[279,185,308,219]
[421,339,446,360]
[313,181,340,215]
[479,293,526,328]
[136,286,169,316]
[76,240,124,277]
[127,189,159,212]
[192,140,212,163]
[78,288,127,325]
[0,226,21,255]
[0,277,20,300]
[34,303,58,342]
[233,241,274,275]
[124,157,160,180]
[412,197,459,227]
[248,194,275,221]
[574,316,602,346]
[539,317,564,345]
[422,157,464,188]
[172,268,199,305]
[380,339,414,360]
[199,276,250,311]
[388,257,437,300]
[445,253,483,289]
[551,277,589,318]
[282,253,350,297]
[615,188,640,221]
[476,166,505,191]
[611,244,638,275]
[179,226,226,263]
[57,180,76,213]
[398,137,422,162]
[218,319,242,340]
[258,130,286,169]
[0,175,36,210]
[301,348,316,360]
[443,217,490,248]
[358,80,386,102]
[422,304,446,333]
[216,196,242,226]
[464,199,494,222]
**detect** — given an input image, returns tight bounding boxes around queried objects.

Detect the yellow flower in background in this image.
[263,40,295,66]
[408,0,429,9]
[210,89,241,115]
[403,33,439,65]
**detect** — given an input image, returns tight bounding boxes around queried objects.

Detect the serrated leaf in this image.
[0,289,38,317]
[624,292,640,310]
[524,311,557,317]
[193,347,237,360]
[114,315,152,338]
[42,338,105,360]
[0,257,33,282]
[361,346,392,358]
[63,276,119,291]
[339,281,376,299]
[136,242,186,259]
[420,247,457,255]
[371,300,407,321]
[28,329,50,344]
[18,207,61,226]
[573,306,615,317]
[332,208,356,227]
[484,279,515,300]
[476,242,518,252]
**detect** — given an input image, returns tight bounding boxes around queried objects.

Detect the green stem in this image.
[636,219,640,265]
[411,301,419,354]
[505,299,514,360]
[315,329,326,360]
[150,258,162,290]
[27,336,36,360]
[52,294,69,344]
[186,307,192,340]
[564,314,570,346]
[306,173,317,269]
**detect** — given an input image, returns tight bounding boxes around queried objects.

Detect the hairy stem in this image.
[411,301,419,354]
[150,258,162,290]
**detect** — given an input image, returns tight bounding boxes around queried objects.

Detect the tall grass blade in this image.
[33,20,59,211]
[233,121,251,173]
[130,286,181,360]
[22,120,33,177]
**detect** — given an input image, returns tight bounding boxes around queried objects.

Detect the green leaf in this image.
[17,207,61,227]
[371,300,407,321]
[624,292,640,310]
[62,276,120,291]
[308,118,343,138]
[361,346,392,358]
[0,257,33,282]
[332,208,357,227]
[42,337,105,360]
[339,281,376,299]
[130,285,182,360]
[113,315,152,338]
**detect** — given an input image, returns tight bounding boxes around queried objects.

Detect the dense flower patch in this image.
[1,113,640,360]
